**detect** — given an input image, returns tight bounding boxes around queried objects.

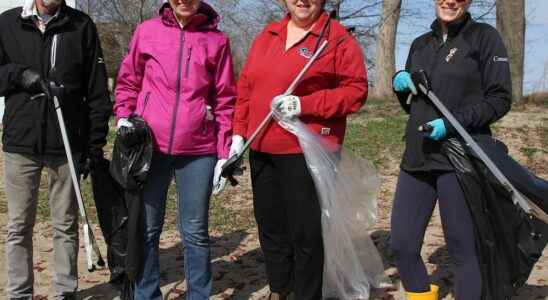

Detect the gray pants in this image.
[4,152,79,300]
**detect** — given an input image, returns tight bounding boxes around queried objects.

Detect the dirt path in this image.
[0,108,546,299]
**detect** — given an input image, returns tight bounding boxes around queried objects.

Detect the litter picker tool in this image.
[412,70,548,224]
[221,39,329,185]
[34,84,105,271]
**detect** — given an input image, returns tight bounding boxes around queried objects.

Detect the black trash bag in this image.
[110,116,153,190]
[442,138,547,300]
[474,135,547,212]
[109,115,154,299]
[90,158,128,285]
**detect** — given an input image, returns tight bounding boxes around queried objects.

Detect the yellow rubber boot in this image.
[405,285,439,300]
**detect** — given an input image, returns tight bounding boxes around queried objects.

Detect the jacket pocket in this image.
[200,104,214,134]
[138,92,151,117]
[185,47,193,79]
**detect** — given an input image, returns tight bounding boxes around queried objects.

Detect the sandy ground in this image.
[0,108,547,299]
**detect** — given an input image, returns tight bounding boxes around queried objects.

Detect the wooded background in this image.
[80,0,531,102]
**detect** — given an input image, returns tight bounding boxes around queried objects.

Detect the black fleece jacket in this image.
[395,13,512,172]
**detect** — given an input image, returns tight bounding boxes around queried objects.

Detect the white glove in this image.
[212,135,246,195]
[271,95,301,121]
[229,135,245,157]
[212,159,227,196]
[117,118,133,129]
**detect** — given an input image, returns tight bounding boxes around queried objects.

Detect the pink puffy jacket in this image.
[114,2,236,158]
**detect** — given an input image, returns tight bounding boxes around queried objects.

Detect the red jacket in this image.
[233,12,367,154]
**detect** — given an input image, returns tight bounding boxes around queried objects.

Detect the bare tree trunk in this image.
[496,0,525,102]
[372,0,401,100]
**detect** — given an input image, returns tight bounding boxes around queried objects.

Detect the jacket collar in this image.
[267,10,329,37]
[160,1,220,30]
[431,12,472,39]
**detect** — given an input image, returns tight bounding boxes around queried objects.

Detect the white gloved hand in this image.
[117,118,133,129]
[271,95,301,121]
[212,136,246,195]
[212,159,227,196]
[229,135,245,157]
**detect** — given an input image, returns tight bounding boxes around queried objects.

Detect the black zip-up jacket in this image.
[0,3,111,156]
[395,13,512,172]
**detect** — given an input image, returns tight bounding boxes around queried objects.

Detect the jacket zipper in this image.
[185,47,192,78]
[427,37,444,93]
[168,31,186,154]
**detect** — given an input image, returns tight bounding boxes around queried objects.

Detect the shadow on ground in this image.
[78,230,268,299]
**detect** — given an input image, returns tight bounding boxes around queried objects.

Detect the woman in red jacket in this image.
[232,1,368,298]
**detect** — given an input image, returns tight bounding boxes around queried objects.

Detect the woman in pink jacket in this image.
[114,1,241,299]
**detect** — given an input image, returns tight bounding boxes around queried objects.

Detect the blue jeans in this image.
[135,153,216,300]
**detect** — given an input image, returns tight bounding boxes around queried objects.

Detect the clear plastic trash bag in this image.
[278,117,385,299]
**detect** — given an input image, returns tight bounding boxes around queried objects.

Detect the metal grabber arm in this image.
[411,70,548,224]
[36,83,105,271]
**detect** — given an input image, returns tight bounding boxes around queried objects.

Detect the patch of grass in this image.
[515,126,528,134]
[36,186,50,220]
[353,97,404,119]
[0,195,5,213]
[163,180,255,234]
[520,147,538,159]
[209,194,255,234]
[540,126,548,148]
[344,115,407,168]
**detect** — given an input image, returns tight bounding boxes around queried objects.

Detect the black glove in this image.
[17,69,51,99]
[410,70,431,92]
[80,148,104,180]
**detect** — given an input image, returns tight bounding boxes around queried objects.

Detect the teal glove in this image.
[424,118,447,141]
[393,71,417,95]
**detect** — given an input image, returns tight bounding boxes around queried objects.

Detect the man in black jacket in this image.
[0,0,111,298]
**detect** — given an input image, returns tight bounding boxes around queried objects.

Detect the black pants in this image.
[250,150,323,300]
[390,170,481,300]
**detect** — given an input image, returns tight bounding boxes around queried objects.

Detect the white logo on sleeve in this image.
[493,56,508,62]
[97,57,105,64]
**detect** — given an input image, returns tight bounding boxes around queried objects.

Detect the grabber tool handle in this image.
[50,84,105,271]
[221,40,329,183]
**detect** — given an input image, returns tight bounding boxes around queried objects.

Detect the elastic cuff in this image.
[391,70,408,92]
[442,117,456,137]
[298,94,315,116]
